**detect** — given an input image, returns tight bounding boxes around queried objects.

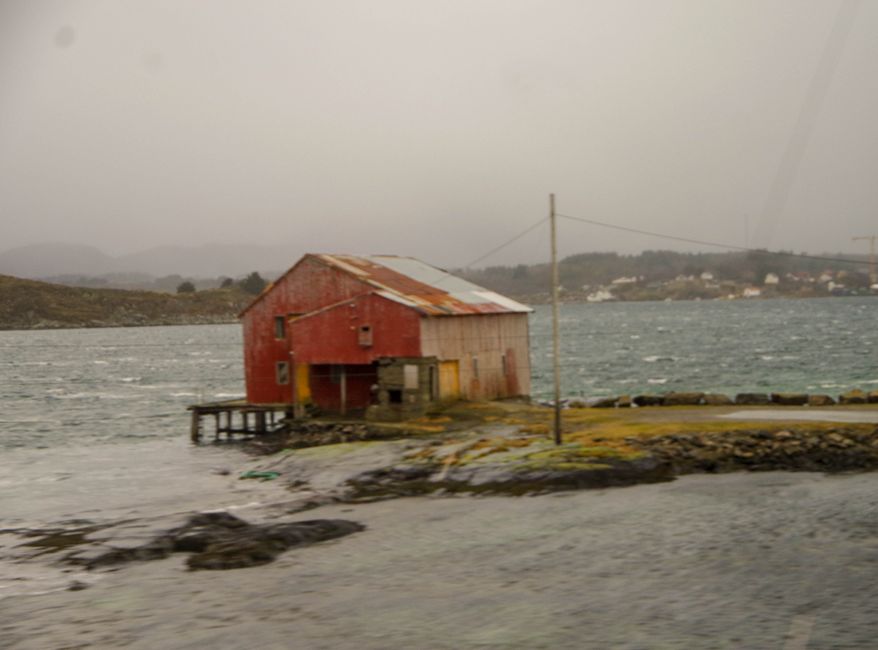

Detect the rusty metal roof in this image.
[316,254,532,316]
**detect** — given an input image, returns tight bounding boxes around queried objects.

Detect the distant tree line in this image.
[176,271,267,295]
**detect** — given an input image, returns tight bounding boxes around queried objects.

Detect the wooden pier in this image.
[187,400,293,443]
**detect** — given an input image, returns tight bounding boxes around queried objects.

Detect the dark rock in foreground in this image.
[78,512,364,571]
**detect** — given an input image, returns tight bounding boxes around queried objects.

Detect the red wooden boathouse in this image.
[239,254,531,417]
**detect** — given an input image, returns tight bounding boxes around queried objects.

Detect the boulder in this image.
[735,393,770,405]
[868,391,878,404]
[839,389,867,405]
[703,393,733,406]
[589,396,618,408]
[617,394,632,408]
[770,393,808,406]
[661,392,705,406]
[633,395,663,407]
[808,394,836,407]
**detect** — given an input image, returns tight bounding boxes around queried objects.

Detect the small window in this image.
[501,354,507,375]
[358,324,373,347]
[472,356,479,379]
[276,361,289,385]
[388,389,403,404]
[403,364,418,390]
[274,316,286,339]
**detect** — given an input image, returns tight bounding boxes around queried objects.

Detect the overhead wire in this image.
[556,212,871,268]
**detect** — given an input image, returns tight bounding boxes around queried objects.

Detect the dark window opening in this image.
[276,361,289,385]
[274,316,286,339]
[388,389,403,404]
[358,324,373,347]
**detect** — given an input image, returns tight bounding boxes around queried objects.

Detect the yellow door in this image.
[438,360,460,399]
[295,363,311,402]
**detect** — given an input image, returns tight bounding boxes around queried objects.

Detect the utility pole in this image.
[550,194,562,446]
[852,235,877,285]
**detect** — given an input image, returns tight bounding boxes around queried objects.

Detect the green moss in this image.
[283,440,389,458]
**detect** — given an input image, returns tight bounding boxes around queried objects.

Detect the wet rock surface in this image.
[344,454,675,500]
[67,512,364,571]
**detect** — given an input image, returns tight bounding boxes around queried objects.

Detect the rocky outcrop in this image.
[344,456,674,500]
[869,391,878,404]
[808,394,836,406]
[68,512,364,571]
[633,395,664,407]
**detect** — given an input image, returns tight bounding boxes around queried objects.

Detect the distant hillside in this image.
[0,275,254,330]
[0,243,300,280]
[0,244,118,278]
[458,251,868,300]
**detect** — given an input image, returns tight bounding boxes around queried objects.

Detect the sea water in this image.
[1,298,876,451]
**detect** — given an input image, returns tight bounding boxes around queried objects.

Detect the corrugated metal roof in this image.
[316,254,532,316]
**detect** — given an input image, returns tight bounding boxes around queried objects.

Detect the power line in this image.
[556,213,871,268]
[461,217,548,269]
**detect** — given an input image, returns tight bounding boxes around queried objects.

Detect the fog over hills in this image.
[0,243,304,280]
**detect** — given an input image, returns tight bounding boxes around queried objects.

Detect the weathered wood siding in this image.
[419,314,530,400]
[241,256,374,404]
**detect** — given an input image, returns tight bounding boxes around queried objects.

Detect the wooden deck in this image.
[186,399,293,443]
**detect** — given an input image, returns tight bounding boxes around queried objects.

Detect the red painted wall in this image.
[309,364,378,411]
[242,256,374,403]
[289,293,421,365]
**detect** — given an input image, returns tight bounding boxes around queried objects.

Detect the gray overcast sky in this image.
[1,0,876,268]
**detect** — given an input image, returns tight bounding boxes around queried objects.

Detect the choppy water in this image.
[1,298,876,450]
[1,300,878,647]
[531,297,877,399]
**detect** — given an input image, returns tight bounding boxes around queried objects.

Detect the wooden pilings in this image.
[187,400,291,443]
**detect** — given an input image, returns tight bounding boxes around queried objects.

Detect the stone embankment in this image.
[576,388,878,408]
[629,427,878,474]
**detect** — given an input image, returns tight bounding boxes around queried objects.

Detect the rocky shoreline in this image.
[10,404,877,577]
[574,388,878,408]
[338,424,878,501]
